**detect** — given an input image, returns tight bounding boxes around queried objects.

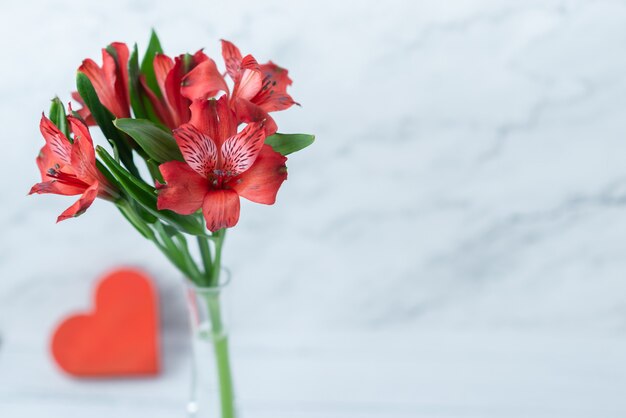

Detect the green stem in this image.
[197,236,213,286]
[173,232,203,283]
[210,229,226,286]
[198,229,234,417]
[215,335,235,418]
[153,240,190,277]
[151,221,202,282]
[203,292,236,418]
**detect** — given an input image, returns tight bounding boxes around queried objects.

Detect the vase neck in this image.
[184,278,237,418]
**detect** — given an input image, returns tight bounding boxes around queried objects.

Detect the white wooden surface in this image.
[2,0,626,416]
[2,275,626,417]
[3,324,626,417]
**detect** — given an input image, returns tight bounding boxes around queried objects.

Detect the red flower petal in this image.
[189,97,237,147]
[139,75,177,129]
[68,116,93,147]
[148,51,209,129]
[107,42,131,114]
[79,59,125,119]
[231,144,287,204]
[253,62,298,112]
[78,44,130,119]
[68,116,99,182]
[202,189,240,232]
[221,39,243,82]
[40,115,71,165]
[181,58,229,100]
[173,124,218,178]
[232,55,262,102]
[233,99,278,136]
[56,181,100,222]
[163,57,192,126]
[221,121,266,175]
[157,161,209,215]
[35,145,51,180]
[190,49,209,66]
[153,53,174,99]
[29,178,86,196]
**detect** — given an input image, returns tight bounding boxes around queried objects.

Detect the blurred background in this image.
[2,0,626,417]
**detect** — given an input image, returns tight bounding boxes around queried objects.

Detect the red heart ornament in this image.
[51,268,160,377]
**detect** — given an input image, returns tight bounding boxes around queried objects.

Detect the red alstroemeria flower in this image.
[181,40,298,135]
[156,97,288,232]
[29,115,117,222]
[142,50,227,130]
[76,42,131,121]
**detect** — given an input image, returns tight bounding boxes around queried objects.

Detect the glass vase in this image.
[185,270,237,418]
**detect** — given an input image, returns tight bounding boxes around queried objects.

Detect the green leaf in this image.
[265,133,315,156]
[114,118,183,163]
[141,29,164,98]
[75,72,116,140]
[76,72,139,176]
[153,221,200,280]
[97,146,205,236]
[129,43,148,120]
[146,158,165,183]
[133,198,158,224]
[49,97,70,139]
[98,146,156,200]
[116,199,155,239]
[129,43,166,128]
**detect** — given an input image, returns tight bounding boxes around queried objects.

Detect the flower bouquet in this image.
[29,30,313,417]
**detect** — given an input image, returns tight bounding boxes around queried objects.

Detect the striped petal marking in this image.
[173,124,218,178]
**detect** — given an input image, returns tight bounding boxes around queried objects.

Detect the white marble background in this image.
[1,0,626,417]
